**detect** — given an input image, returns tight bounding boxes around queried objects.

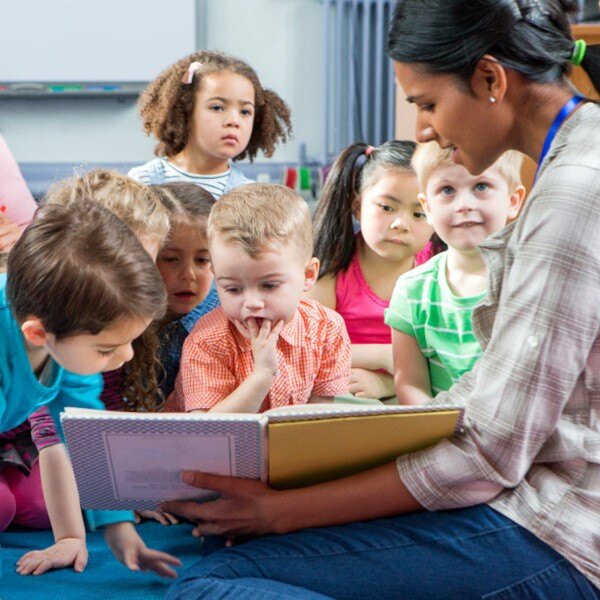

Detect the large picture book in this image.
[61,403,463,510]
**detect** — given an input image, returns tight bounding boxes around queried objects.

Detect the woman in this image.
[163,1,600,597]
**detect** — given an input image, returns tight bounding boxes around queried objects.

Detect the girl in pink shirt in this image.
[308,141,441,400]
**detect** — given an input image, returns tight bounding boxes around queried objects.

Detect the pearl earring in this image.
[489,96,497,103]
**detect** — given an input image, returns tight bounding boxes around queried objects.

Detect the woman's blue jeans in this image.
[167,505,598,599]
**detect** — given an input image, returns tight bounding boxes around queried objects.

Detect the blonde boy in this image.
[168,183,351,413]
[385,142,525,405]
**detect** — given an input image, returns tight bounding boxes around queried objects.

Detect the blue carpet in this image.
[0,522,202,599]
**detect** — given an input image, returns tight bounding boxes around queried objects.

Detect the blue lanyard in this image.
[535,95,584,182]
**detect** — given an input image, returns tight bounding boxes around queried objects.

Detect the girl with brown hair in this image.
[0,200,180,578]
[129,51,292,198]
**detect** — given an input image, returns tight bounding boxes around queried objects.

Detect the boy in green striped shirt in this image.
[384,142,525,404]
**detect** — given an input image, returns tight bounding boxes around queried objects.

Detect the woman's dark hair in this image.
[138,50,292,161]
[313,140,417,277]
[387,0,599,93]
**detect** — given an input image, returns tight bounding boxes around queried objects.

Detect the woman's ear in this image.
[418,193,434,226]
[303,257,320,292]
[21,318,49,347]
[471,54,508,103]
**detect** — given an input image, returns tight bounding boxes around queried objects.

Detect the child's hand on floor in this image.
[16,537,88,575]
[105,521,181,578]
[134,509,179,526]
[349,368,396,400]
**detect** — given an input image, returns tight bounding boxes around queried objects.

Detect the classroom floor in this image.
[0,521,202,599]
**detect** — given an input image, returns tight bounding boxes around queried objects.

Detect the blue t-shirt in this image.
[0,273,103,434]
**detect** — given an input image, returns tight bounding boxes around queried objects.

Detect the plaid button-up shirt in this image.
[397,102,600,588]
[168,299,351,412]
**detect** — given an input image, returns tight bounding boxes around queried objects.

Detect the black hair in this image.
[313,140,417,277]
[387,0,600,94]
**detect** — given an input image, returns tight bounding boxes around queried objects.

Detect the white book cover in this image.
[61,408,267,510]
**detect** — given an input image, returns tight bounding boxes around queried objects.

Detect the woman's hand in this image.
[16,538,88,576]
[160,472,282,542]
[105,522,181,578]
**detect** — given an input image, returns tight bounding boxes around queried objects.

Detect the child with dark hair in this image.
[0,201,180,578]
[129,51,292,197]
[307,141,436,400]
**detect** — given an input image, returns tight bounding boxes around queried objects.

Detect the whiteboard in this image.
[0,0,196,83]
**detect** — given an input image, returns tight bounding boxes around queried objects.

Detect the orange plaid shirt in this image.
[167,299,351,412]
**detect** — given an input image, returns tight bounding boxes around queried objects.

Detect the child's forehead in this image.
[427,162,503,187]
[196,70,255,100]
[211,237,301,269]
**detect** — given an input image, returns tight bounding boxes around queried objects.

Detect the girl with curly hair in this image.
[129,51,292,198]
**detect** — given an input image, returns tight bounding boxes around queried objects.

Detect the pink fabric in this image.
[335,252,391,344]
[0,135,38,229]
[29,405,61,451]
[414,240,435,266]
[0,461,50,530]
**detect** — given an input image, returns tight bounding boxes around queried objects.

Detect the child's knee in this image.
[11,468,51,529]
[13,493,51,529]
[0,478,17,531]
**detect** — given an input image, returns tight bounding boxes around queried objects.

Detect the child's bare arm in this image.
[304,274,336,309]
[392,329,432,406]
[16,443,87,575]
[104,522,181,578]
[351,344,394,373]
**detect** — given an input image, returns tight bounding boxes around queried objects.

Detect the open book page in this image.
[264,401,463,424]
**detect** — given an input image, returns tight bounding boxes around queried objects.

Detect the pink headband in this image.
[181,61,203,85]
[365,145,375,157]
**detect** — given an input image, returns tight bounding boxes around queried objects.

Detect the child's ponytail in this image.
[313,143,370,278]
[314,140,417,278]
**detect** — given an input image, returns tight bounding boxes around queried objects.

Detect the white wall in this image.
[204,0,324,164]
[0,0,324,165]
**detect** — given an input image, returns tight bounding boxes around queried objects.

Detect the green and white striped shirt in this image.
[385,252,485,395]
